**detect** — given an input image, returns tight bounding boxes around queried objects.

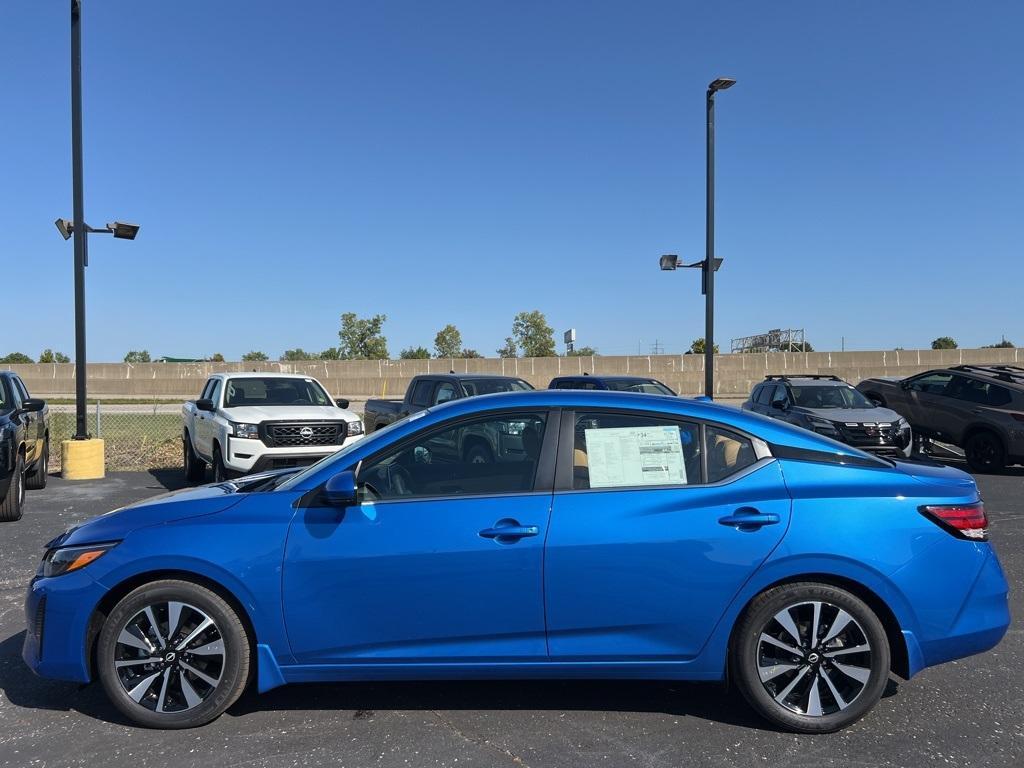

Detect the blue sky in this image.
[1,1,1021,361]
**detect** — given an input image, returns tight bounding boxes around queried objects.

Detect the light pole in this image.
[704,77,735,398]
[59,0,138,441]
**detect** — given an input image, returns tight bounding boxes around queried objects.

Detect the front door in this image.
[544,410,791,661]
[282,409,555,664]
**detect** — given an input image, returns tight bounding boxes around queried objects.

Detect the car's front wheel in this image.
[97,579,251,729]
[0,453,25,522]
[731,582,890,733]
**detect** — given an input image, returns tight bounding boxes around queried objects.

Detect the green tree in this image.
[931,336,958,350]
[209,352,225,362]
[319,347,341,360]
[567,346,598,357]
[496,337,518,358]
[433,324,463,358]
[460,348,482,358]
[399,346,431,359]
[1,352,34,364]
[123,350,151,363]
[511,310,556,357]
[280,348,318,361]
[982,339,1015,349]
[338,312,389,359]
[241,350,269,362]
[688,338,720,355]
[39,349,70,363]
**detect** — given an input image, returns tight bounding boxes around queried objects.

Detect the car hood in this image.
[56,482,251,548]
[219,404,357,422]
[797,406,905,424]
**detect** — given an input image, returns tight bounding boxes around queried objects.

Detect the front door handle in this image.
[479,519,540,542]
[718,508,781,530]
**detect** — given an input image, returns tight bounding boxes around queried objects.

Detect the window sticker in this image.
[584,425,687,488]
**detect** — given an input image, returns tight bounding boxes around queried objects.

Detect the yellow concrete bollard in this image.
[61,439,105,480]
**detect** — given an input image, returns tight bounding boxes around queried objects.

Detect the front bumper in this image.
[224,434,363,473]
[23,570,103,683]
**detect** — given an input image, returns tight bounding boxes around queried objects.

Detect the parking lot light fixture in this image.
[108,221,139,240]
[709,77,737,92]
[660,254,680,271]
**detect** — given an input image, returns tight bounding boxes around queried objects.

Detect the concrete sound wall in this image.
[6,347,1020,399]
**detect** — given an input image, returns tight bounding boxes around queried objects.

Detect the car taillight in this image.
[920,502,988,541]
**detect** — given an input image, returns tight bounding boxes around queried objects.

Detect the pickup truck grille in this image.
[260,421,347,448]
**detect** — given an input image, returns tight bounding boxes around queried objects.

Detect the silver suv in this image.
[743,374,912,457]
[857,364,1024,473]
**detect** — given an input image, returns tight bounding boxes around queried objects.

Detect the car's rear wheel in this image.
[25,438,49,490]
[964,430,1006,474]
[732,582,890,733]
[97,579,250,729]
[0,453,25,522]
[183,433,206,483]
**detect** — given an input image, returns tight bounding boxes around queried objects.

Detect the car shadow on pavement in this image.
[145,468,190,492]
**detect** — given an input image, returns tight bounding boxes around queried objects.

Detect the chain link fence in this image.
[48,403,182,472]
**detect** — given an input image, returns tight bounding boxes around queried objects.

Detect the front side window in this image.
[603,379,677,396]
[433,383,458,405]
[572,412,701,490]
[13,377,31,401]
[224,377,332,407]
[707,426,757,483]
[199,378,216,401]
[410,380,435,408]
[909,373,953,395]
[357,412,547,501]
[461,378,534,395]
[755,384,774,405]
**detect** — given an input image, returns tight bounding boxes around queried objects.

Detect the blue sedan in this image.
[24,391,1009,732]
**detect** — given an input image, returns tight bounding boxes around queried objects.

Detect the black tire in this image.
[97,579,251,729]
[964,430,1006,474]
[212,444,228,483]
[25,438,49,490]
[0,453,25,522]
[731,582,890,733]
[465,442,493,464]
[183,432,206,483]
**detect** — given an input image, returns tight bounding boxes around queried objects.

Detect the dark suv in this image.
[1,371,50,522]
[548,375,677,395]
[744,374,912,457]
[857,365,1024,472]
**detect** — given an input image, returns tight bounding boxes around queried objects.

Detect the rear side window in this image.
[707,426,757,483]
[572,412,702,490]
[433,382,458,405]
[410,380,435,408]
[987,385,1012,407]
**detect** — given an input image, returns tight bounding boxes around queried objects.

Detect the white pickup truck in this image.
[181,372,364,482]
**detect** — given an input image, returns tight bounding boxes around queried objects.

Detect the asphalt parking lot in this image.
[0,468,1020,768]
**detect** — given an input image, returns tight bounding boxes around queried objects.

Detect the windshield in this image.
[223,377,333,408]
[461,378,534,395]
[790,384,875,409]
[604,379,677,396]
[276,413,423,490]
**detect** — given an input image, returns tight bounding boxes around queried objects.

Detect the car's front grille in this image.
[260,421,347,448]
[836,422,908,448]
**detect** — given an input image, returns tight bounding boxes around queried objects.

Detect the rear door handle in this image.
[718,508,781,530]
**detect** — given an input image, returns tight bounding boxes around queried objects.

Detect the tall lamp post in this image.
[57,0,138,442]
[659,76,735,399]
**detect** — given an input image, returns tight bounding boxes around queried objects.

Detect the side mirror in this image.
[899,380,911,390]
[335,398,350,409]
[323,470,358,506]
[771,398,788,410]
[196,398,215,412]
[21,398,46,413]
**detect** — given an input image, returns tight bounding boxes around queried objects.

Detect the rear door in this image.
[544,409,791,660]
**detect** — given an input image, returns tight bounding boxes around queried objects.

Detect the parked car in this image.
[857,364,1024,472]
[363,373,533,432]
[0,372,49,522]
[549,374,677,395]
[743,375,912,458]
[181,372,363,482]
[25,390,1008,733]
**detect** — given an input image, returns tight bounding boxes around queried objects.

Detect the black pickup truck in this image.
[1,371,50,522]
[363,374,534,433]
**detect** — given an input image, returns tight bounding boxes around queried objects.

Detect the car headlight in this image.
[807,416,839,434]
[231,422,260,439]
[347,419,364,436]
[40,542,117,578]
[897,417,910,430]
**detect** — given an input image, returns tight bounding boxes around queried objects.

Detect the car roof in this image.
[215,372,322,379]
[770,378,849,387]
[552,375,660,382]
[426,373,527,381]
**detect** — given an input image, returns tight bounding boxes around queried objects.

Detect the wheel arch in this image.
[727,572,910,679]
[962,423,1006,449]
[85,568,259,682]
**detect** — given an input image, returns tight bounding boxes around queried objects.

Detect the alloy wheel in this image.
[113,601,226,714]
[755,600,873,717]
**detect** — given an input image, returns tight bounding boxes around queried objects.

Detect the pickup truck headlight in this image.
[230,422,260,439]
[347,420,364,436]
[806,416,839,435]
[41,542,117,578]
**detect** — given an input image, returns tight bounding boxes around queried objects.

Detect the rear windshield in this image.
[461,378,534,396]
[789,384,874,409]
[603,379,677,396]
[224,377,333,407]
